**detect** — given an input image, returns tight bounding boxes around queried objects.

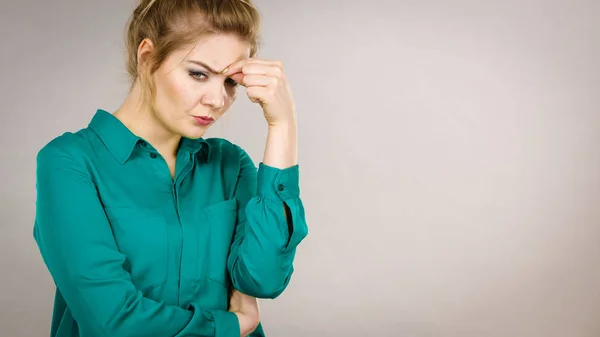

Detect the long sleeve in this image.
[227,147,308,299]
[33,142,239,337]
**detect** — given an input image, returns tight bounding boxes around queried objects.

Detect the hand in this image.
[223,58,296,127]
[228,288,260,336]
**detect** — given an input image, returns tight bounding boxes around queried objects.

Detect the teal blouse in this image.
[33,109,308,337]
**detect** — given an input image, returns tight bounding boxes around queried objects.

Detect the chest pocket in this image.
[202,198,238,286]
[104,206,168,293]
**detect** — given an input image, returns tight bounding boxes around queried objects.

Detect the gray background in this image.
[1,0,599,336]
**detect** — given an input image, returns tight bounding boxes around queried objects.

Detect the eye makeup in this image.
[188,70,238,87]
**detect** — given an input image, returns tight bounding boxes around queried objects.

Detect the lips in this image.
[192,116,214,126]
[194,116,213,121]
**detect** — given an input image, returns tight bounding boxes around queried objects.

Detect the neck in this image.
[113,81,180,159]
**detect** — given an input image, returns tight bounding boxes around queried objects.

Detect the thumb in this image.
[231,73,244,86]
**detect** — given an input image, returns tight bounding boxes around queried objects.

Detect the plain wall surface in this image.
[1,0,599,336]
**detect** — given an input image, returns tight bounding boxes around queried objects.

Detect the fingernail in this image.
[221,67,229,74]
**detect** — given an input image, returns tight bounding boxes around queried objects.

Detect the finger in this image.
[221,58,250,76]
[240,74,275,87]
[239,63,283,77]
[244,58,283,67]
[222,58,283,76]
[227,66,279,86]
[246,86,269,103]
[230,72,244,85]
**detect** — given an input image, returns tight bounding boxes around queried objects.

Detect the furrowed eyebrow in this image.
[187,60,223,75]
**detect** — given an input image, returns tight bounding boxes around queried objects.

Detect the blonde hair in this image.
[124,0,262,105]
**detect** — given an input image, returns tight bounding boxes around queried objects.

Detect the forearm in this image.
[262,120,298,169]
[228,170,307,299]
[227,144,308,299]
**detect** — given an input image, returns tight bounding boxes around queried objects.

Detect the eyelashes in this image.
[188,71,209,83]
[188,70,238,88]
[225,77,239,87]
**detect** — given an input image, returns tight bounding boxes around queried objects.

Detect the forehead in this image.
[176,33,251,71]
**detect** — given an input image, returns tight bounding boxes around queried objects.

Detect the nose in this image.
[201,82,226,109]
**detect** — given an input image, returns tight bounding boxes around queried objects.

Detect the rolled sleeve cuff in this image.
[257,163,300,201]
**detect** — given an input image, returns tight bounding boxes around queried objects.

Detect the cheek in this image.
[159,73,201,111]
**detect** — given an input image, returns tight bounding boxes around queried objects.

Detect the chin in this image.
[180,125,208,139]
[165,117,208,139]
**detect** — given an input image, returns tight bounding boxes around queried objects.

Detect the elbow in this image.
[232,264,294,299]
[240,278,288,299]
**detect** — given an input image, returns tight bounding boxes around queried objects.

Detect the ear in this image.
[136,38,155,74]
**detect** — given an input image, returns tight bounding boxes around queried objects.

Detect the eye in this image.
[225,78,239,88]
[189,71,207,81]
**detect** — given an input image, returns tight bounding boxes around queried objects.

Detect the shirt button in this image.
[277,184,285,191]
[140,140,147,147]
[150,152,158,159]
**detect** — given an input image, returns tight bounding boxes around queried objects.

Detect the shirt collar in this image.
[180,135,210,160]
[89,109,210,164]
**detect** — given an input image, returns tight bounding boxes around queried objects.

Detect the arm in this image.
[33,141,239,337]
[226,123,308,299]
[223,58,308,299]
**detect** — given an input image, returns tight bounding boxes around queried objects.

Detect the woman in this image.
[33,0,308,336]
